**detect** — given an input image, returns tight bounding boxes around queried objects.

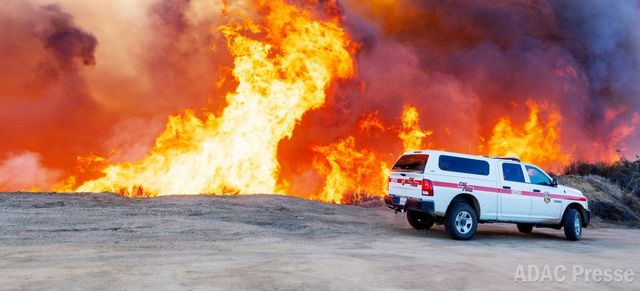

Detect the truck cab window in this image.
[525,166,552,186]
[502,163,525,183]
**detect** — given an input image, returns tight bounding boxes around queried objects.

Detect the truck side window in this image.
[502,163,525,183]
[525,166,552,186]
[438,155,490,176]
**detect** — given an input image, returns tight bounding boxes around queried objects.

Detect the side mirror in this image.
[551,177,558,187]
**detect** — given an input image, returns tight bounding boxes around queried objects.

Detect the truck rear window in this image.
[438,155,490,176]
[392,154,429,172]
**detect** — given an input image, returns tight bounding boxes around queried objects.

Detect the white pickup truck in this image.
[384,150,590,240]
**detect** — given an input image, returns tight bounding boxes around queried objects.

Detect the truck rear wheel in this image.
[517,224,533,234]
[563,208,583,241]
[444,203,477,240]
[407,210,434,230]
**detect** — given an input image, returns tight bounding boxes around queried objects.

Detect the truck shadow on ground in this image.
[396,225,583,242]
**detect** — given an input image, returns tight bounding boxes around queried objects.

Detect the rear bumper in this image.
[384,194,435,215]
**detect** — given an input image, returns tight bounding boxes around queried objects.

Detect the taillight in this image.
[422,179,434,196]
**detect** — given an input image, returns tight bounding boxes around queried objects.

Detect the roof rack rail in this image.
[491,156,521,162]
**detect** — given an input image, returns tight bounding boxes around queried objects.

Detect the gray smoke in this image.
[324,0,640,159]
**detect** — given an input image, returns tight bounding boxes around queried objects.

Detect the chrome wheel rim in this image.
[574,216,581,236]
[455,211,473,234]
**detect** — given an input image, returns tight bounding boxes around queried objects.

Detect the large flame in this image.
[487,101,570,170]
[76,0,354,196]
[3,0,636,202]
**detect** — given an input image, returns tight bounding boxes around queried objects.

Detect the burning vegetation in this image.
[1,0,639,202]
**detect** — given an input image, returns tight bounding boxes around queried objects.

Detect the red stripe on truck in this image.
[397,179,587,202]
[432,181,458,188]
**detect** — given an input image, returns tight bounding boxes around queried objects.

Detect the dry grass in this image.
[564,158,640,196]
[340,192,384,207]
[561,173,640,226]
[115,185,155,198]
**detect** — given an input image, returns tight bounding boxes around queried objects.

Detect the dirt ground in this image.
[1,193,638,290]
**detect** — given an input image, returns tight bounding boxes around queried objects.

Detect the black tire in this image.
[444,203,478,240]
[517,224,533,234]
[407,210,434,230]
[563,208,583,241]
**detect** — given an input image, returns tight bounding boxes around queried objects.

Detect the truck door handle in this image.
[502,186,511,189]
[400,173,406,176]
[533,189,541,193]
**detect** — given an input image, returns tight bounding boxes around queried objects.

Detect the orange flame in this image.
[487,100,570,170]
[74,0,354,197]
[311,104,433,203]
[398,105,432,151]
[312,136,389,204]
[358,111,386,132]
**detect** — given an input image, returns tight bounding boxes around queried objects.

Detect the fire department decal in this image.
[402,177,420,187]
[458,182,474,192]
[544,192,551,204]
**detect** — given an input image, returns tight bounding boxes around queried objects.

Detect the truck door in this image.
[525,165,562,220]
[498,162,531,219]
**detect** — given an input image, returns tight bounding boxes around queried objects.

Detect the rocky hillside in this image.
[560,175,640,227]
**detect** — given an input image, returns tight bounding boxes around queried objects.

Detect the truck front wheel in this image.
[444,203,478,240]
[563,208,583,241]
[407,210,434,230]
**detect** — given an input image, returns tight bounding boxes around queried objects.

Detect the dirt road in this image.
[0,193,638,290]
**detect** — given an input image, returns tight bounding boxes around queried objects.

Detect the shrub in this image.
[589,201,637,223]
[565,158,640,197]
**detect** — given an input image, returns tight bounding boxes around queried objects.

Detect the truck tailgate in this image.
[388,172,424,199]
